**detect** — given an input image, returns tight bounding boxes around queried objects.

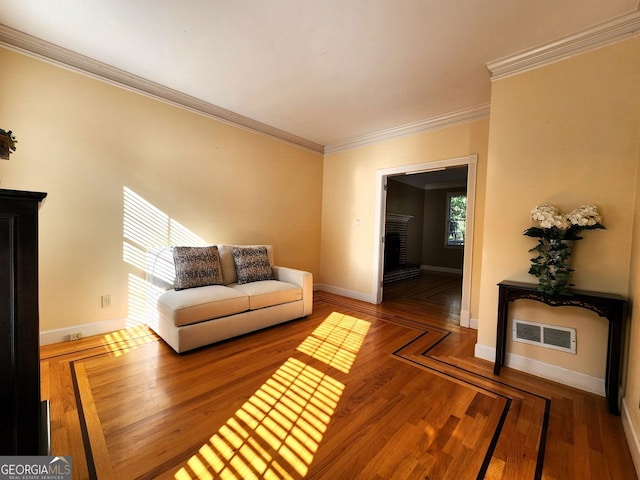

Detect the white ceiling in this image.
[1,0,639,151]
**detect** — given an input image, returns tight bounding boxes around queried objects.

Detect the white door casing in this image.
[373,154,477,328]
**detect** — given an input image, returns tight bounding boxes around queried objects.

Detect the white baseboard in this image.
[622,397,640,477]
[40,317,128,345]
[469,317,479,330]
[314,283,375,303]
[474,343,495,363]
[474,343,605,396]
[420,265,463,275]
[460,310,471,328]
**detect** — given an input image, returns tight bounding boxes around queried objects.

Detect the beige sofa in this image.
[146,244,313,353]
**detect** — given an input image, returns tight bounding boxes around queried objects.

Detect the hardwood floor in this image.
[41,276,637,479]
[382,271,463,325]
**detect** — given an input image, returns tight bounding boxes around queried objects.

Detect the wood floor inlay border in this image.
[71,361,98,480]
[314,294,551,479]
[71,310,524,478]
[42,290,635,479]
[41,284,637,480]
[393,332,550,480]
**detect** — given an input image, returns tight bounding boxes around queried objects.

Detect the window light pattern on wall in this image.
[174,313,371,480]
[122,187,207,326]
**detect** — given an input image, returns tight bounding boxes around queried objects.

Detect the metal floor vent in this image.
[513,319,576,354]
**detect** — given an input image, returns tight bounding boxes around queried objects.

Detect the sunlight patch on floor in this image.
[174,313,370,479]
[296,311,370,373]
[101,325,157,357]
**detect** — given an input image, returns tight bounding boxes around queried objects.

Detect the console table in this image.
[494,280,625,415]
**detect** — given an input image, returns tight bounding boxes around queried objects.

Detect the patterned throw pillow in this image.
[173,246,223,290]
[232,246,274,284]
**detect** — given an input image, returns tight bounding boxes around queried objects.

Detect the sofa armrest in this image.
[272,266,313,316]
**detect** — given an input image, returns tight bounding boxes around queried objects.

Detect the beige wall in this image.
[624,64,640,465]
[0,47,323,332]
[477,37,640,381]
[319,118,489,315]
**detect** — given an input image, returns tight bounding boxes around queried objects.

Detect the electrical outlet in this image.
[101,294,111,308]
[69,331,84,341]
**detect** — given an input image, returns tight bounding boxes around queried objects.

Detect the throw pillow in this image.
[173,245,223,290]
[232,246,274,284]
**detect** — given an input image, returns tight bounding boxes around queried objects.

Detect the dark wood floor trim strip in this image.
[479,398,512,480]
[69,338,160,480]
[321,294,552,479]
[394,349,512,478]
[412,328,552,478]
[535,399,552,480]
[70,361,97,480]
[392,336,514,478]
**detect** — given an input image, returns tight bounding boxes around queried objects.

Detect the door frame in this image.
[372,154,478,328]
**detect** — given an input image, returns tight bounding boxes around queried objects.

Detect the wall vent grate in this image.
[513,319,576,354]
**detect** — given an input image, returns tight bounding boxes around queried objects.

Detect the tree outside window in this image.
[446,193,466,246]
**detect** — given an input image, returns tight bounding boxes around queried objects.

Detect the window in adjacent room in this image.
[446,192,466,246]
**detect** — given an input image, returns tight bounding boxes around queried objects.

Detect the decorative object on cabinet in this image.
[0,129,17,160]
[524,203,604,296]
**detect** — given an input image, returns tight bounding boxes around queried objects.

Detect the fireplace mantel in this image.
[386,213,413,224]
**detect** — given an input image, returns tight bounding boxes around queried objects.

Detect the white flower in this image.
[553,215,570,229]
[528,203,603,233]
[567,204,602,227]
[531,204,557,219]
[531,204,571,229]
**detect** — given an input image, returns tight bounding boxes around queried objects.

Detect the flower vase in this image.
[528,238,575,296]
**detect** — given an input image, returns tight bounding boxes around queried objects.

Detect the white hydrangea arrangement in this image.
[524,203,604,295]
[566,204,603,228]
[525,203,604,240]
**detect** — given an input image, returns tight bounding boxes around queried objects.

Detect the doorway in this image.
[373,155,477,328]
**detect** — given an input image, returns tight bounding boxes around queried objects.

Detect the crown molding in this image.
[324,103,490,155]
[0,24,324,154]
[487,11,640,81]
[6,9,637,156]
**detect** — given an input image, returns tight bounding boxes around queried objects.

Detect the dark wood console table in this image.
[495,280,625,415]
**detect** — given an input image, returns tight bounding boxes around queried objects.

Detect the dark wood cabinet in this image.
[0,189,47,454]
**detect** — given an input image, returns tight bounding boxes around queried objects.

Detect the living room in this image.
[2,2,640,478]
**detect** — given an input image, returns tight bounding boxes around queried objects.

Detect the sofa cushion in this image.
[218,245,274,285]
[157,285,249,327]
[232,246,274,284]
[173,246,223,290]
[231,280,302,310]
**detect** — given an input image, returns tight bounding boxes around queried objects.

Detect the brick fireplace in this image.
[383,213,421,284]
